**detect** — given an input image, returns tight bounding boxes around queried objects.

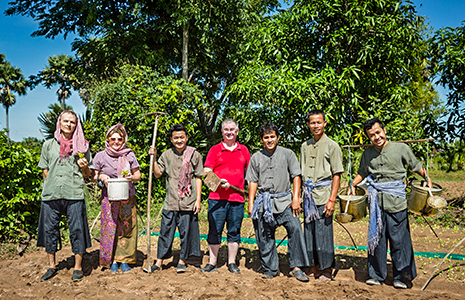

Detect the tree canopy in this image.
[429,23,465,142]
[229,0,442,151]
[0,54,27,141]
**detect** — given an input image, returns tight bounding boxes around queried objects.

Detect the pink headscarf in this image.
[54,110,89,162]
[105,123,133,178]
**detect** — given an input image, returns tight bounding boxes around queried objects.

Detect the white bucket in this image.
[107,178,129,201]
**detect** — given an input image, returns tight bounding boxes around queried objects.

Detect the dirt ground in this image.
[1,180,464,299]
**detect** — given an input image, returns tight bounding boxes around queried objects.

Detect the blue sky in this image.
[1,0,464,141]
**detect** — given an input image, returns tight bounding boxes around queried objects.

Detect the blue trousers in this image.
[253,207,309,275]
[157,210,201,260]
[368,209,417,282]
[303,204,335,270]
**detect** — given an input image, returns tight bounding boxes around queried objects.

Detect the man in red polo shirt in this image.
[200,119,250,274]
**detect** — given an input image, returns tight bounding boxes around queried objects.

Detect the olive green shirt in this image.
[357,142,423,213]
[38,139,93,201]
[300,134,344,205]
[158,147,204,211]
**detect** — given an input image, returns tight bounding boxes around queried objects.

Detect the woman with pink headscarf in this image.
[92,123,141,272]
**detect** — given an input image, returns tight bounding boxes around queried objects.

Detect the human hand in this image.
[123,173,134,182]
[248,203,254,216]
[323,200,335,217]
[291,197,302,217]
[347,184,356,196]
[77,157,88,169]
[99,173,110,186]
[194,200,201,215]
[148,146,157,156]
[220,178,230,189]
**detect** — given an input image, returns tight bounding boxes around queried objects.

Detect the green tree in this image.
[0,54,27,142]
[6,0,280,140]
[29,54,77,111]
[229,0,439,151]
[88,64,204,209]
[429,23,465,142]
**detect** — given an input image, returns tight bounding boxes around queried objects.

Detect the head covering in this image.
[54,110,89,162]
[105,123,133,177]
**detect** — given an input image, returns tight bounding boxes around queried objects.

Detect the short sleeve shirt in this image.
[300,134,344,205]
[246,146,301,214]
[93,150,140,197]
[158,147,204,211]
[204,142,250,203]
[357,142,423,213]
[38,138,93,201]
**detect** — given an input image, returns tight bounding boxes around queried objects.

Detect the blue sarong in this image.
[251,190,292,226]
[302,179,332,223]
[366,175,406,255]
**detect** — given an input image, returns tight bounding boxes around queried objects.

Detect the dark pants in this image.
[304,205,335,270]
[368,209,417,282]
[207,200,244,244]
[253,207,309,275]
[157,210,201,260]
[37,199,92,254]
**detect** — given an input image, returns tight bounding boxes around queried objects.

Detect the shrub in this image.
[0,130,43,242]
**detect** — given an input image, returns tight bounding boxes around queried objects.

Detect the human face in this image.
[108,132,124,151]
[60,113,77,139]
[170,130,188,152]
[261,131,279,153]
[366,122,387,149]
[307,113,327,139]
[221,122,238,143]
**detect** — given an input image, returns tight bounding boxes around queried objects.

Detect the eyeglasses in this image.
[110,138,123,142]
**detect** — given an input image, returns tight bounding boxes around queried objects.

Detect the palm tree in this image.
[30,54,77,111]
[0,54,27,142]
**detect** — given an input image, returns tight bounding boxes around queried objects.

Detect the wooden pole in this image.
[342,137,435,149]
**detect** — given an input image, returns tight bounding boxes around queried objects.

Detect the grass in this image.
[427,169,465,182]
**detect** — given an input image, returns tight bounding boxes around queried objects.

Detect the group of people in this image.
[37,109,431,290]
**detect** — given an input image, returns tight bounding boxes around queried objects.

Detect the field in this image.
[0,178,464,299]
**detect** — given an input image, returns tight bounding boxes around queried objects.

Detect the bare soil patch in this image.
[1,181,464,299]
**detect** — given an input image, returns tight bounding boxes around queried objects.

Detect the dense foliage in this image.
[87,64,206,208]
[0,131,43,242]
[429,23,465,142]
[229,0,442,155]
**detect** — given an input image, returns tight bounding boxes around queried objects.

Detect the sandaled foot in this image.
[291,269,310,282]
[319,273,332,282]
[40,268,57,282]
[365,278,381,286]
[120,263,131,272]
[262,272,278,279]
[177,263,187,273]
[200,263,217,273]
[393,280,408,289]
[227,263,240,274]
[143,264,161,273]
[110,263,118,272]
[71,270,84,282]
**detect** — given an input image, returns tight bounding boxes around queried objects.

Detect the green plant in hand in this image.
[78,153,85,159]
[121,170,129,176]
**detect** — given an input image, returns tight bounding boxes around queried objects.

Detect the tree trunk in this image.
[182,25,189,81]
[5,105,10,145]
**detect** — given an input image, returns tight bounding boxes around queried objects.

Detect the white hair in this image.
[221,119,239,130]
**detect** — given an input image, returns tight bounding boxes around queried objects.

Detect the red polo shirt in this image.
[204,142,250,203]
